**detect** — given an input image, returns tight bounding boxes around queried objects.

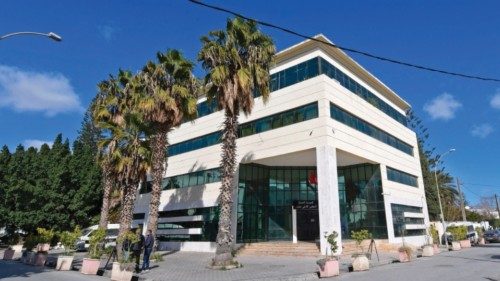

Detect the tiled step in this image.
[237,242,321,257]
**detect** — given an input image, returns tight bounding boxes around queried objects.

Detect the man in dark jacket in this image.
[141,230,154,271]
[132,229,145,272]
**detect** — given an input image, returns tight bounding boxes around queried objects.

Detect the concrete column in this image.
[316,145,342,255]
[292,208,297,243]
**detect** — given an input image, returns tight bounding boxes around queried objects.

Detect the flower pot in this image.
[36,243,50,252]
[352,255,370,271]
[56,255,74,271]
[398,250,411,263]
[12,245,23,253]
[433,244,440,254]
[25,251,36,265]
[451,241,461,251]
[459,240,471,248]
[111,262,134,281]
[34,252,47,266]
[422,245,434,257]
[3,249,15,260]
[317,259,339,278]
[479,237,485,245]
[80,258,100,275]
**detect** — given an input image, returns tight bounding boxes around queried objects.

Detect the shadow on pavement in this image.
[0,260,49,279]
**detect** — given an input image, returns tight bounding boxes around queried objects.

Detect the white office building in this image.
[133,35,430,254]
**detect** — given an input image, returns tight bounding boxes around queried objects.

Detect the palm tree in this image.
[135,50,198,239]
[198,17,275,267]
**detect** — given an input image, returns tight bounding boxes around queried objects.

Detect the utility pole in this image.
[495,194,500,219]
[456,178,466,221]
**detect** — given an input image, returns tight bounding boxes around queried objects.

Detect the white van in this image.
[76,224,120,251]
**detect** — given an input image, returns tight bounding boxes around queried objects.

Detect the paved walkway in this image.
[0,260,106,281]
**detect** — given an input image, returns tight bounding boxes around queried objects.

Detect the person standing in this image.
[142,229,154,271]
[132,229,145,272]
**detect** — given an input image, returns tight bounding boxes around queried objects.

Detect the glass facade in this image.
[391,204,425,237]
[330,103,413,156]
[156,206,219,242]
[169,102,319,156]
[338,164,388,239]
[140,167,221,194]
[387,167,418,187]
[237,164,318,242]
[187,57,408,126]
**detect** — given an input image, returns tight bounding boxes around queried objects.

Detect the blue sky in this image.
[1,1,499,204]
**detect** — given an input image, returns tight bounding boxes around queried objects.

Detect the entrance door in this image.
[296,210,319,241]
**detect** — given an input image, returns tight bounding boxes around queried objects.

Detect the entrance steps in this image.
[237,241,321,257]
[237,240,399,257]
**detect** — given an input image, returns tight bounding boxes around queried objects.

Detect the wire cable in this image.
[188,0,500,83]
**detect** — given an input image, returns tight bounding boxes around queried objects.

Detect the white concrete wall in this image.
[133,47,429,251]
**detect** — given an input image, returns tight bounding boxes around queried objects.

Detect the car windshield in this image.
[106,229,119,236]
[81,228,93,236]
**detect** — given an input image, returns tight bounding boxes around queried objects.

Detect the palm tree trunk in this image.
[213,111,238,267]
[98,165,113,229]
[147,131,168,238]
[116,181,139,260]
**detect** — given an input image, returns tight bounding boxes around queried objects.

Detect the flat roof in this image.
[274,34,411,111]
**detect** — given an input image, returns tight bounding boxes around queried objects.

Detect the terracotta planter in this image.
[34,252,47,266]
[56,255,74,271]
[352,255,370,271]
[433,244,440,254]
[459,240,471,248]
[398,250,411,263]
[36,243,50,252]
[422,245,434,257]
[451,241,461,251]
[81,258,100,275]
[318,259,339,278]
[3,249,15,260]
[479,237,485,245]
[111,262,134,281]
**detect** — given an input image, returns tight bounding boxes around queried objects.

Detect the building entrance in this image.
[296,210,319,241]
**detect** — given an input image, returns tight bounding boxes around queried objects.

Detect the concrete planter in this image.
[23,251,36,264]
[56,255,74,271]
[433,244,440,254]
[3,249,15,260]
[110,262,134,281]
[459,240,471,248]
[36,243,50,252]
[398,250,411,263]
[451,241,461,251]
[422,245,434,257]
[479,237,485,245]
[352,255,370,271]
[80,258,100,275]
[34,252,47,266]
[317,259,339,278]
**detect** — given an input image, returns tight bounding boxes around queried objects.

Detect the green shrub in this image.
[447,226,467,241]
[89,228,106,259]
[351,229,371,251]
[429,224,439,244]
[475,227,484,237]
[117,230,139,263]
[60,226,82,255]
[36,228,55,244]
[24,235,38,251]
[151,252,163,262]
[324,231,339,257]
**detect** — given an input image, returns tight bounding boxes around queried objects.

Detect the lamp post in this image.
[434,148,455,247]
[0,31,62,42]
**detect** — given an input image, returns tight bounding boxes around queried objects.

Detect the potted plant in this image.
[56,226,81,271]
[111,230,139,281]
[350,229,371,272]
[81,227,105,275]
[429,224,440,254]
[21,234,38,264]
[33,228,55,266]
[476,227,485,245]
[448,226,468,249]
[316,231,340,278]
[2,234,21,260]
[398,245,413,262]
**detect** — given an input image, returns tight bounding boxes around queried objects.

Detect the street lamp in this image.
[0,31,62,42]
[434,148,455,246]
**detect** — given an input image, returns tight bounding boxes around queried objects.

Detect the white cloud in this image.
[471,124,494,139]
[0,65,83,116]
[490,90,500,109]
[23,139,53,149]
[423,93,462,121]
[98,24,117,42]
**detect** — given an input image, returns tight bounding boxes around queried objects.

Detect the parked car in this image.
[466,224,478,244]
[76,224,120,251]
[484,229,500,243]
